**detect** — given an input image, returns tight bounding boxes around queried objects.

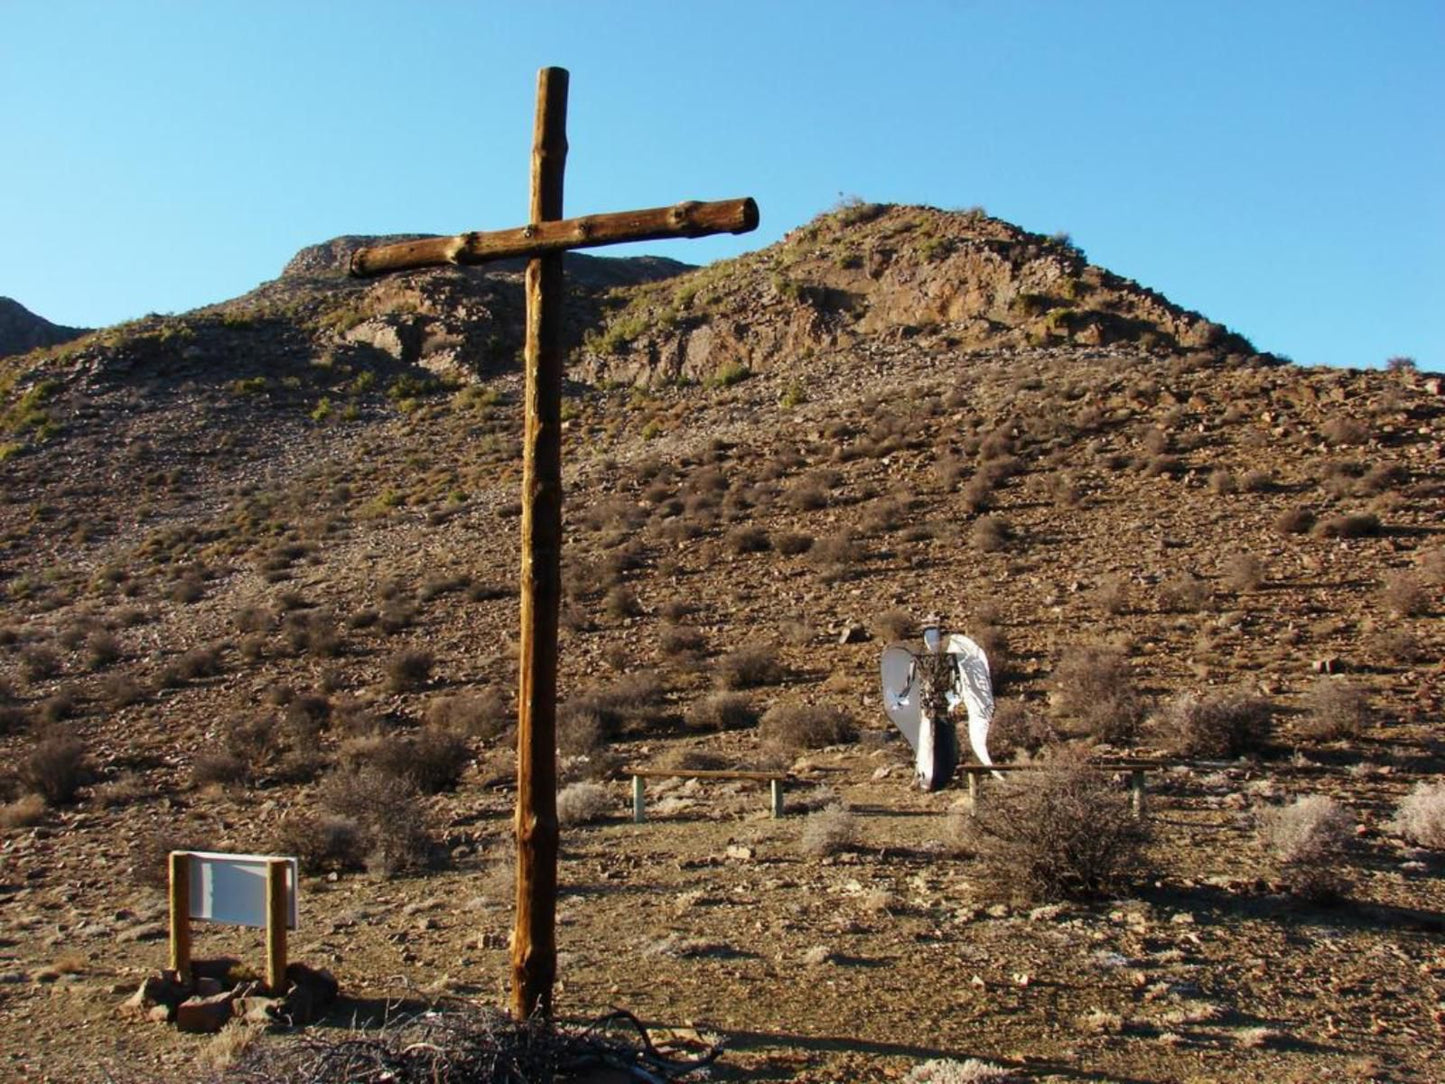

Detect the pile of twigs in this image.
[221,1004,722,1083]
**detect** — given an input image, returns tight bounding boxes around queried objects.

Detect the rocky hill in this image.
[0,204,1442,1082]
[0,296,87,359]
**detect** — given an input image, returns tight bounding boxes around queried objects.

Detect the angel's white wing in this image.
[880,644,922,752]
[945,634,995,769]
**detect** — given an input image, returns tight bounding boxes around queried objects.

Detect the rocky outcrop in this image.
[573,205,1258,387]
[0,297,88,358]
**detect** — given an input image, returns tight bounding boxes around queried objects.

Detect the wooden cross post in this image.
[349,66,757,1020]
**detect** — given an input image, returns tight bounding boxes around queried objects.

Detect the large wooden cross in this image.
[348,66,757,1020]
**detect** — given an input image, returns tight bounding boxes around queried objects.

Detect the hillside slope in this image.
[0,205,1442,1082]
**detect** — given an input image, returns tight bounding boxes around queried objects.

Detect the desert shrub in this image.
[760,700,857,753]
[283,611,344,657]
[726,525,771,554]
[409,727,471,792]
[0,701,30,735]
[800,804,858,857]
[774,531,814,556]
[234,604,275,634]
[19,645,61,682]
[1302,678,1371,741]
[1274,507,1315,535]
[21,736,89,805]
[425,689,511,740]
[963,766,1149,903]
[1389,782,1445,850]
[715,644,785,689]
[970,515,1013,553]
[659,625,707,657]
[1260,794,1353,901]
[1223,553,1264,592]
[988,701,1055,761]
[1419,548,1445,585]
[603,585,642,620]
[658,598,696,622]
[903,1058,1017,1083]
[1208,468,1236,495]
[1381,571,1428,617]
[0,794,47,829]
[85,631,122,669]
[557,700,604,756]
[809,529,863,580]
[274,812,367,874]
[191,752,249,788]
[1093,574,1130,615]
[1312,512,1380,539]
[556,782,613,825]
[37,690,77,726]
[162,644,224,687]
[378,602,417,634]
[1320,416,1369,446]
[1369,625,1423,665]
[560,671,667,751]
[1145,454,1184,478]
[386,648,434,692]
[318,768,433,876]
[1155,691,1272,758]
[1051,645,1146,745]
[1158,570,1209,613]
[683,691,758,731]
[871,608,914,643]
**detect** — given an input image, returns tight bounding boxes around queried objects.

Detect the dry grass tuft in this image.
[800,804,858,856]
[1301,679,1371,741]
[556,782,614,825]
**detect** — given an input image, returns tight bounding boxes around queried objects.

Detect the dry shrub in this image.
[99,672,144,708]
[1093,574,1130,615]
[85,631,122,669]
[715,644,785,690]
[274,812,368,874]
[1223,553,1264,592]
[21,736,89,805]
[1260,794,1353,900]
[800,804,858,857]
[560,672,667,752]
[604,585,642,620]
[363,727,471,793]
[1389,782,1445,850]
[1155,691,1272,758]
[556,782,613,825]
[191,752,249,789]
[1158,570,1209,613]
[963,766,1149,903]
[1274,506,1315,535]
[760,700,857,753]
[0,793,47,829]
[1208,468,1237,495]
[160,644,223,687]
[871,608,915,643]
[726,525,771,554]
[659,625,707,658]
[1051,645,1146,746]
[317,768,434,875]
[1302,678,1371,741]
[809,529,863,580]
[988,701,1055,761]
[386,648,434,692]
[1321,416,1369,446]
[903,1058,1017,1083]
[1368,625,1423,665]
[683,691,758,731]
[283,611,344,657]
[20,645,61,682]
[1419,548,1445,586]
[774,531,814,556]
[970,515,1012,553]
[1381,571,1428,617]
[425,689,511,740]
[1312,511,1380,539]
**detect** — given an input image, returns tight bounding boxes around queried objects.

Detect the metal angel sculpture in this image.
[880,616,997,791]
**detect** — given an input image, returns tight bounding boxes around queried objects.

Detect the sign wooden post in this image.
[348,65,757,1020]
[168,851,192,986]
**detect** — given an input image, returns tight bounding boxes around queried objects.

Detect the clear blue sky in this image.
[3,1,1440,369]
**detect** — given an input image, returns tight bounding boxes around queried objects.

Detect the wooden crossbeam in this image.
[349,198,758,277]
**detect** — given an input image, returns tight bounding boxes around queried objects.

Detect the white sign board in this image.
[184,852,298,930]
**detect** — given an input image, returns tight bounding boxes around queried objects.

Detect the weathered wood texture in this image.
[167,851,191,985]
[348,197,758,277]
[265,858,289,994]
[511,64,568,1024]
